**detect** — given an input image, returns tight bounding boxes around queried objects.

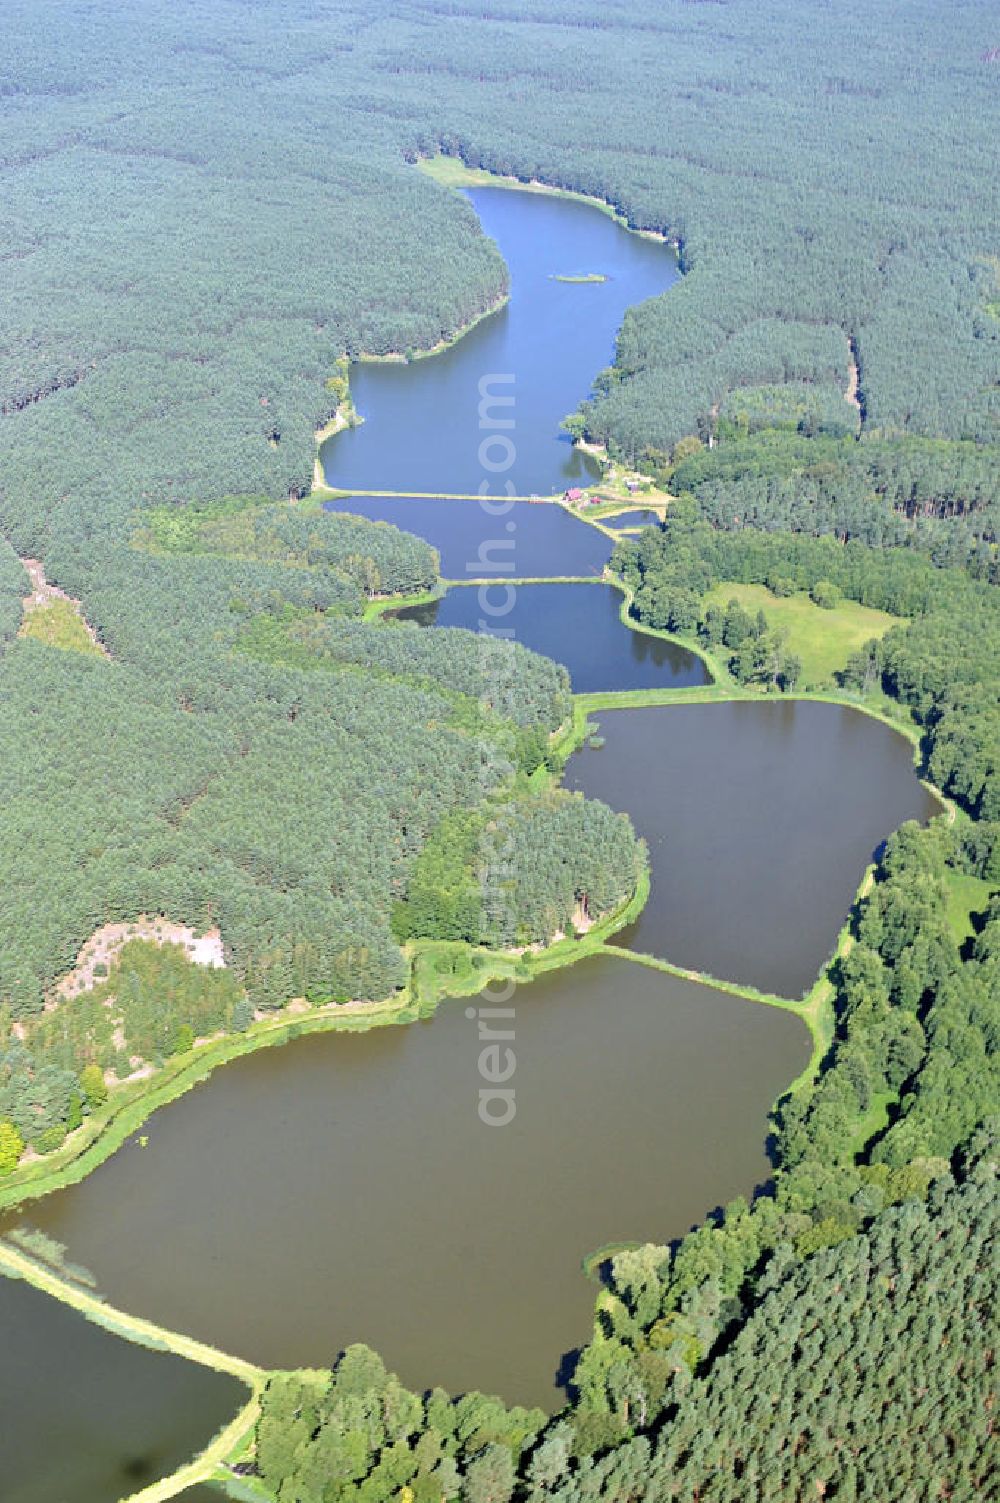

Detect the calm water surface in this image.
[324,496,611,578]
[566,702,939,997]
[602,509,664,530]
[321,189,676,494]
[0,1278,241,1503]
[392,582,709,692]
[3,957,807,1410]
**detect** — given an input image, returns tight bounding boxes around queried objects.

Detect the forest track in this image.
[845,335,863,423]
[19,556,110,655]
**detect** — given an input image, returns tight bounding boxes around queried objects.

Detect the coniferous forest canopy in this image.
[0,1,998,1499]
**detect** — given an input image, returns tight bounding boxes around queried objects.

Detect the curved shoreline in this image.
[313,286,510,493]
[1,588,948,1503]
[315,160,674,498]
[2,171,957,1503]
[416,152,677,248]
[0,646,940,1218]
[0,555,945,1234]
[0,827,647,1216]
[356,287,510,365]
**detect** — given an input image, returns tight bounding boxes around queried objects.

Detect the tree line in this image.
[134,499,440,601]
[617,503,1000,820]
[393,791,645,948]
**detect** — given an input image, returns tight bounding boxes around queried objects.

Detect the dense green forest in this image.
[2,0,997,551]
[0,539,28,648]
[0,498,641,1153]
[134,500,441,599]
[0,0,997,1494]
[393,791,644,947]
[669,434,1000,561]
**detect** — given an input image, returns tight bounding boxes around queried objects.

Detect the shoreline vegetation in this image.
[0,542,948,1218]
[313,157,674,507]
[312,409,355,491]
[0,638,942,1217]
[310,286,509,492]
[356,287,511,365]
[2,9,995,1497]
[0,757,653,1216]
[0,12,993,1495]
[0,1238,265,1503]
[0,662,960,1503]
[1,183,973,1503]
[415,152,675,248]
[120,1393,264,1503]
[0,724,881,1499]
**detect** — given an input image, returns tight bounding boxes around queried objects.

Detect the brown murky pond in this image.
[0,1276,241,1503]
[4,957,807,1410]
[566,700,938,997]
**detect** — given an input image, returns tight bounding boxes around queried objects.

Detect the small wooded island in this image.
[0,2,997,1501]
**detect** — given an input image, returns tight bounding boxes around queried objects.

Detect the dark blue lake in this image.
[320,188,677,494]
[392,582,710,692]
[324,497,612,578]
[602,508,664,530]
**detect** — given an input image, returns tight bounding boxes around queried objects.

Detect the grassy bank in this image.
[606,918,835,1100]
[563,436,674,506]
[0,570,942,1218]
[578,499,668,523]
[410,865,651,1012]
[0,695,949,1503]
[701,580,901,685]
[599,570,942,764]
[0,563,950,1503]
[0,651,648,1216]
[361,585,444,622]
[0,1238,262,1383]
[313,486,563,502]
[120,1393,262,1503]
[0,993,415,1214]
[452,573,603,587]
